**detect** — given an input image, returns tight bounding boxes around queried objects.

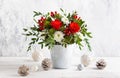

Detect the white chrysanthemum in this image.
[61,16,69,25]
[54,31,64,42]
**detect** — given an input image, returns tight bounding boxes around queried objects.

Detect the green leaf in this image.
[31,38,36,41]
[41,44,43,49]
[60,26,65,31]
[33,19,38,24]
[30,27,39,31]
[86,32,92,38]
[67,13,70,18]
[49,28,55,34]
[45,43,49,47]
[26,34,31,36]
[36,38,39,42]
[44,20,50,26]
[48,34,54,40]
[46,17,52,21]
[33,11,42,17]
[79,46,82,50]
[84,38,92,51]
[27,46,31,51]
[38,42,44,44]
[41,34,46,37]
[28,31,32,35]
[23,28,27,32]
[60,8,64,12]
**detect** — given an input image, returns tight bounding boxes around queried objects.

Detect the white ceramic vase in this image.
[51,45,73,69]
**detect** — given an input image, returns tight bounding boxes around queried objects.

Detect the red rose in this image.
[38,17,46,30]
[69,22,80,33]
[50,19,62,30]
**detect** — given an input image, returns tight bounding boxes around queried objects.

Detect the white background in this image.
[0,0,120,57]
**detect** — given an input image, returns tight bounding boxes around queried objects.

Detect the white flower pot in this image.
[51,45,73,69]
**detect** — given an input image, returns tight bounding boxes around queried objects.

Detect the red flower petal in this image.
[38,17,46,31]
[50,19,62,30]
[73,15,78,19]
[50,12,54,17]
[69,22,80,34]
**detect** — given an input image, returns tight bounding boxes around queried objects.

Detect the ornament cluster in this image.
[77,54,107,71]
[18,58,52,76]
[18,52,107,76]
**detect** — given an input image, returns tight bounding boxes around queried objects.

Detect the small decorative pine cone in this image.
[96,59,106,69]
[41,58,52,71]
[18,65,29,76]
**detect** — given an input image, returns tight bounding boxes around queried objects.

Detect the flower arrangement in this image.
[23,9,92,51]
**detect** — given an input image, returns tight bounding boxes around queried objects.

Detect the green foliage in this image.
[84,38,92,51]
[23,9,92,52]
[23,28,27,32]
[33,11,42,17]
[81,24,92,38]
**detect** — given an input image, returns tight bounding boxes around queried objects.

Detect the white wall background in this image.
[0,0,120,57]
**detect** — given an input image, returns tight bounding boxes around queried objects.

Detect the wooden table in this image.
[0,57,120,78]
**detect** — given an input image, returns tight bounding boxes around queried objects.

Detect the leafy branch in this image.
[33,11,42,17]
[84,38,92,51]
[23,25,40,51]
[23,9,92,52]
[81,24,92,38]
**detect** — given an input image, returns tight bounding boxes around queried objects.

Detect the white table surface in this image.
[0,57,120,78]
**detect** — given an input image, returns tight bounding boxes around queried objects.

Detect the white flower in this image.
[61,16,69,25]
[54,31,64,42]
